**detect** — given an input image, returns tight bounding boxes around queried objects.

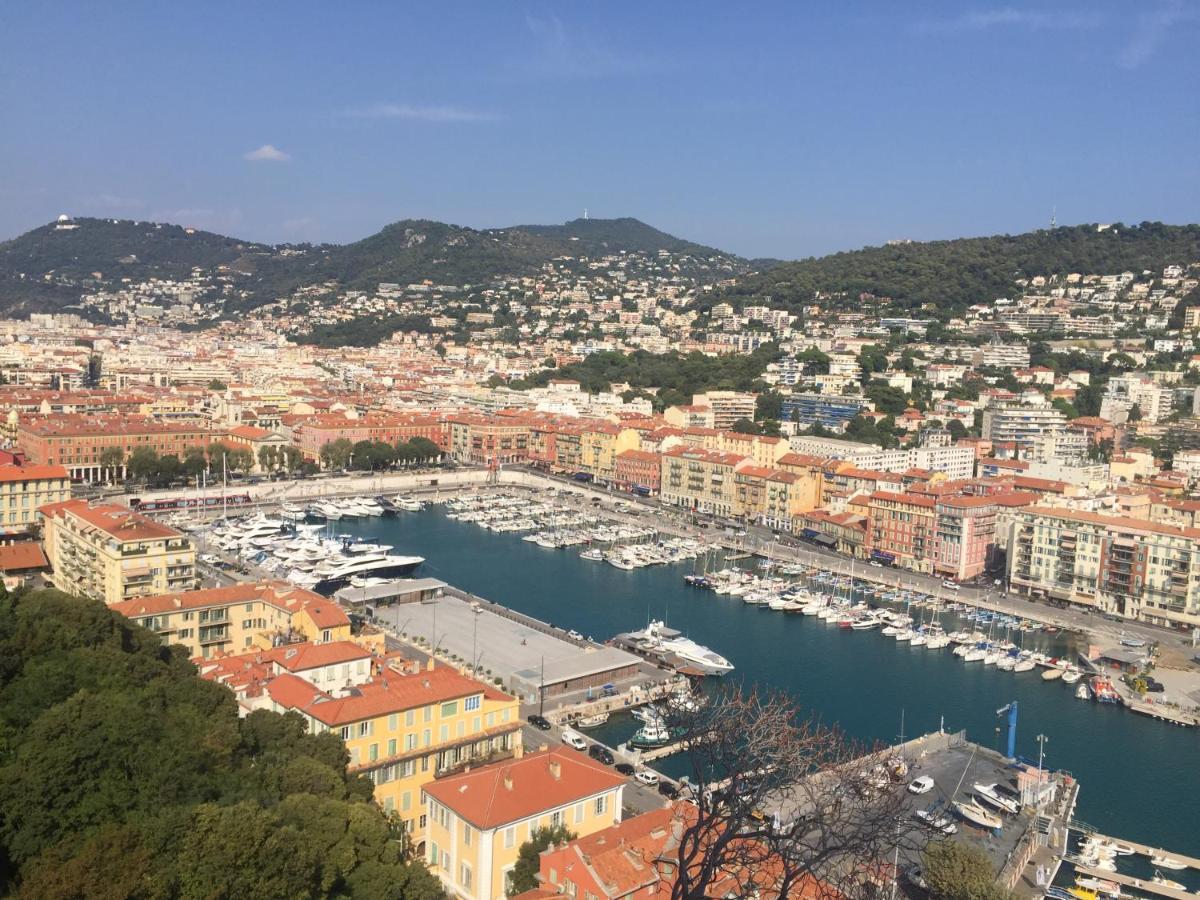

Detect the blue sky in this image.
[1,2,1197,258]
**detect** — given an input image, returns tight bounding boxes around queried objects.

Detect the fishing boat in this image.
[580,548,604,561]
[628,720,683,750]
[952,800,1002,830]
[573,711,609,728]
[1090,676,1120,704]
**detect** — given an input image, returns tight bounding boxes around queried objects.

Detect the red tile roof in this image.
[39,499,184,542]
[0,463,68,483]
[423,746,625,830]
[0,542,49,571]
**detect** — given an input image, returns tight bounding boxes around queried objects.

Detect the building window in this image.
[358,721,372,737]
[440,701,458,717]
[340,726,351,741]
[463,823,472,846]
[389,713,398,731]
[464,695,481,712]
[574,802,584,824]
[504,826,515,849]
[594,795,607,816]
[460,863,472,889]
[550,810,564,828]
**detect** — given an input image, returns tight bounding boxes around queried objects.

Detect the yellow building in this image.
[578,424,640,484]
[112,580,352,658]
[225,649,523,842]
[422,746,626,900]
[659,446,746,517]
[39,499,197,605]
[0,462,70,532]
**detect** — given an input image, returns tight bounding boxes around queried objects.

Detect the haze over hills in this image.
[0,215,745,317]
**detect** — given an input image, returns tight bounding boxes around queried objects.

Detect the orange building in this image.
[18,414,221,481]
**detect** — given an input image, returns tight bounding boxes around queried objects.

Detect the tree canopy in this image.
[0,587,444,899]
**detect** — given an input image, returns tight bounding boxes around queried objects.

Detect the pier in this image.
[1070,865,1193,900]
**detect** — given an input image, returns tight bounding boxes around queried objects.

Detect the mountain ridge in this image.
[0,215,743,316]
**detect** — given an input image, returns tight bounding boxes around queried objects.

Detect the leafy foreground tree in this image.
[0,588,444,900]
[507,825,576,896]
[922,839,1017,900]
[662,685,924,899]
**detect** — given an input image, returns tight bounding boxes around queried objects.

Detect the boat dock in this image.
[1069,825,1200,870]
[1070,864,1193,900]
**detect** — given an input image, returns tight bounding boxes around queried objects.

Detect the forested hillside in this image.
[712,222,1200,316]
[0,215,743,317]
[0,588,444,899]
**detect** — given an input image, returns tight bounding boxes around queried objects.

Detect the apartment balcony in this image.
[198,627,229,645]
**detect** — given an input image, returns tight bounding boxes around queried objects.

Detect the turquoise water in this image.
[338,509,1198,855]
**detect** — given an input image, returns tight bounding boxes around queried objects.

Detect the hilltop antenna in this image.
[1050,205,1057,229]
[583,207,588,220]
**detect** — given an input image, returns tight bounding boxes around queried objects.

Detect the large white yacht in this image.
[311,552,424,594]
[625,620,734,676]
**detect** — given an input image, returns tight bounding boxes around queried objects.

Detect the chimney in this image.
[503,772,513,791]
[548,759,561,781]
[426,657,436,672]
[513,744,524,760]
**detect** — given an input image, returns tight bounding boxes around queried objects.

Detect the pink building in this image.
[932,495,998,581]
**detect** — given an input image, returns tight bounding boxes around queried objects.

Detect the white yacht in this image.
[312,552,425,595]
[625,620,734,676]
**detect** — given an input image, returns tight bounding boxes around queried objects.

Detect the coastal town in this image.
[0,215,1198,897]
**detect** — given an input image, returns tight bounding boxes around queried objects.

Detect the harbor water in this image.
[339,508,1198,856]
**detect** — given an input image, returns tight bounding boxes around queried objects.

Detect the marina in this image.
[176,485,1200,870]
[318,500,1200,859]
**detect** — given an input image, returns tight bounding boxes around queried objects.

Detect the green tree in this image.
[280,445,304,473]
[0,588,445,899]
[922,839,1015,900]
[125,447,159,482]
[508,825,576,895]
[731,417,760,434]
[320,438,354,470]
[207,379,228,391]
[98,446,125,483]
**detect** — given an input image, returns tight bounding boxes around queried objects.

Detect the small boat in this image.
[973,782,1020,815]
[580,548,604,561]
[1042,667,1064,681]
[1152,872,1186,890]
[913,807,957,835]
[1151,854,1187,871]
[953,800,1002,830]
[1076,683,1091,700]
[1062,668,1083,684]
[573,712,609,728]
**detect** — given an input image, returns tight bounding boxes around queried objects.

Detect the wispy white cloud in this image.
[243,144,290,162]
[912,7,1103,34]
[346,103,499,123]
[1119,0,1197,69]
[523,11,662,77]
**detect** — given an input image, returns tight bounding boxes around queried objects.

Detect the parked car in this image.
[941,580,960,591]
[588,745,614,765]
[561,729,587,751]
[635,770,660,786]
[526,714,551,731]
[908,776,935,795]
[615,763,636,776]
[658,781,679,798]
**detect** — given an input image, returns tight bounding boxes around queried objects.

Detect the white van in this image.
[941,580,960,591]
[561,729,587,751]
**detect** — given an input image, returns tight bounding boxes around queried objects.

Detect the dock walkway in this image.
[1072,864,1192,900]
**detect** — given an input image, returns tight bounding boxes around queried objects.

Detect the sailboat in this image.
[953,800,1003,830]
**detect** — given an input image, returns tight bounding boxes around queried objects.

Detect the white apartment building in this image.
[981,402,1067,450]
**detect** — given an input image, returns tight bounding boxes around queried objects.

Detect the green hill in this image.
[713,222,1200,317]
[511,216,723,256]
[0,216,742,316]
